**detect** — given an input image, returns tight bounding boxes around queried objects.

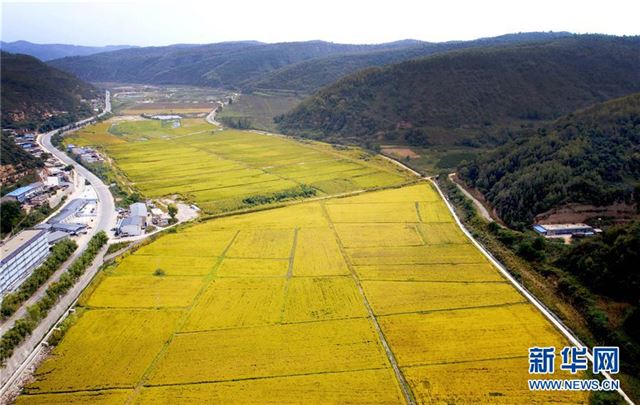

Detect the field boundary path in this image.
[430,178,633,405]
[320,202,416,405]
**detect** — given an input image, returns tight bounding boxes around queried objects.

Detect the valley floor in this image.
[17,184,588,404]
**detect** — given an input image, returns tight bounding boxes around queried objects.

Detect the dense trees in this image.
[459,93,640,227]
[1,52,98,130]
[557,222,640,302]
[277,36,640,147]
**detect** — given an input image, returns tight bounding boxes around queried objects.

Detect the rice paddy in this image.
[62,118,412,213]
[18,183,589,404]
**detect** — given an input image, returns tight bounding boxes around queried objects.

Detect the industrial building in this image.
[48,198,88,224]
[116,202,149,236]
[4,182,44,203]
[533,223,598,238]
[0,229,50,296]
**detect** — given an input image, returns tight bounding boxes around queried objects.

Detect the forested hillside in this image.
[276,35,640,147]
[458,93,640,227]
[48,40,419,89]
[1,52,99,130]
[0,40,133,61]
[245,32,571,93]
[48,33,570,93]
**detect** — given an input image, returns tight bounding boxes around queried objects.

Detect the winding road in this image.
[0,91,117,396]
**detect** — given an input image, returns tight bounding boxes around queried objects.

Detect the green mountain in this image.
[48,40,421,89]
[276,35,640,147]
[1,52,100,130]
[0,40,134,61]
[48,33,570,93]
[458,93,640,228]
[245,32,572,93]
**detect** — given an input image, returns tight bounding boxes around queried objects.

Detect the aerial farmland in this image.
[63,118,412,213]
[17,180,588,403]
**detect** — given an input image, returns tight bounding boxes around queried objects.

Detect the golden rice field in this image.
[63,118,412,213]
[18,183,589,404]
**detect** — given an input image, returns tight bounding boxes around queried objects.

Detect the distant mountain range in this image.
[459,93,640,227]
[46,39,430,89]
[245,32,572,93]
[0,40,135,61]
[1,52,100,130]
[276,35,640,147]
[45,32,571,93]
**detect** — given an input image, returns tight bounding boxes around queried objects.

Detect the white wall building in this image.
[0,229,50,297]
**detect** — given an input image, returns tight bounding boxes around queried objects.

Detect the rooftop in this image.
[130,202,148,217]
[121,215,144,227]
[6,182,43,197]
[536,223,592,231]
[1,229,46,265]
[48,199,87,224]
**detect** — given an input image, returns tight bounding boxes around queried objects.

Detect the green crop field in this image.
[63,118,412,213]
[217,92,305,131]
[18,184,588,404]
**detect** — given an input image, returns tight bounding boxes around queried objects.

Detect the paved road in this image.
[0,91,116,393]
[448,173,494,222]
[40,91,116,237]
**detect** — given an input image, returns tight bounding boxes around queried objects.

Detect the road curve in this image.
[448,173,494,222]
[0,91,116,395]
[40,91,116,236]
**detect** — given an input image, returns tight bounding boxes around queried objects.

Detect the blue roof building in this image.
[5,182,44,203]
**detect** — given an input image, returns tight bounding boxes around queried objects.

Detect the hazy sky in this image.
[2,0,639,46]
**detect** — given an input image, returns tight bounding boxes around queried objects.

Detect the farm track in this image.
[319,201,416,405]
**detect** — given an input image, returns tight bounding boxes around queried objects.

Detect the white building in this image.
[116,203,148,236]
[0,229,50,297]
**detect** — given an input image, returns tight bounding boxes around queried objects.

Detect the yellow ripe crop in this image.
[417,201,454,222]
[137,369,404,404]
[16,390,132,404]
[378,304,568,367]
[354,263,504,282]
[23,310,182,393]
[226,229,295,259]
[282,277,368,322]
[135,231,237,257]
[335,223,424,247]
[324,202,420,223]
[404,358,589,404]
[181,278,286,331]
[20,183,588,404]
[417,222,468,244]
[293,227,349,276]
[362,280,525,315]
[112,255,217,277]
[216,258,289,277]
[87,276,204,308]
[72,120,411,213]
[346,244,486,266]
[148,318,389,386]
